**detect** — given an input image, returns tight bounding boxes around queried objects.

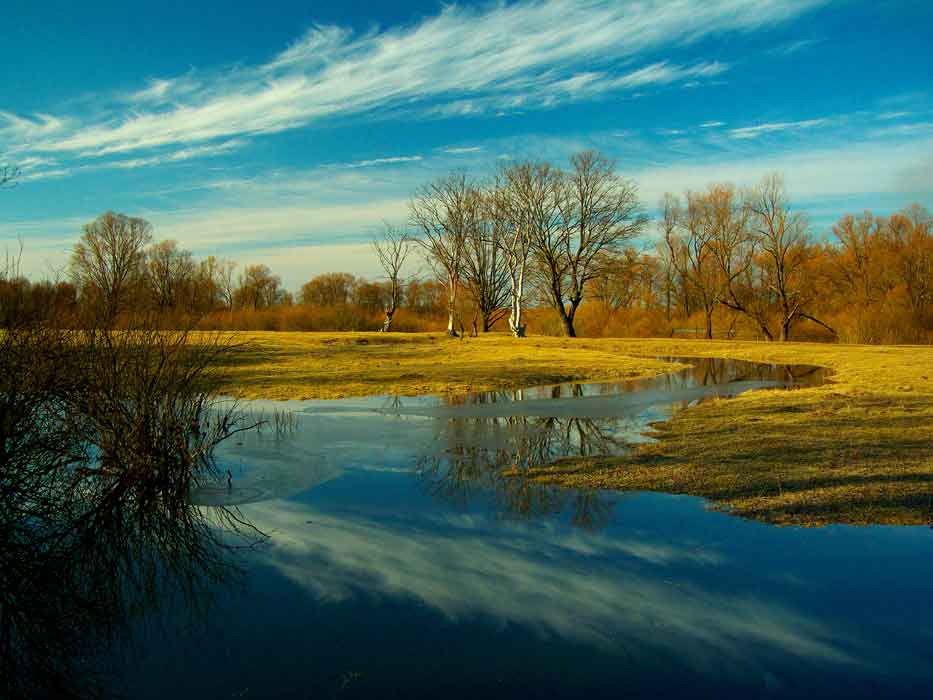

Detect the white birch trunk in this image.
[446,272,458,336]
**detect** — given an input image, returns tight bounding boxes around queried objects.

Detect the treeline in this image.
[2,152,931,342]
[404,154,932,343]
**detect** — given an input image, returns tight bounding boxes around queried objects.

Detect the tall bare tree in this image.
[409,173,479,336]
[535,151,647,337]
[462,200,510,332]
[147,239,196,313]
[216,259,238,310]
[701,184,773,339]
[371,225,413,332]
[748,173,834,341]
[299,272,357,306]
[665,192,722,339]
[658,193,692,321]
[70,212,153,324]
[235,264,283,310]
[492,162,559,337]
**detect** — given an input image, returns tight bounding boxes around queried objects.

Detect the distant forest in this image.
[2,152,930,344]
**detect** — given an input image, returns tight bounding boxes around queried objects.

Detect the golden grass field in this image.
[211,331,684,400]
[210,331,933,527]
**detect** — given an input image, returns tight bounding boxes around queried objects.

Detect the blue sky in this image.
[2,0,932,289]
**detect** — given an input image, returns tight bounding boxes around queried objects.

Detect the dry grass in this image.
[205,331,933,527]
[511,338,933,527]
[205,331,683,400]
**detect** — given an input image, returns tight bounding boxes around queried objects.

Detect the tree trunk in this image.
[446,274,458,337]
[381,308,395,332]
[560,310,577,338]
[758,321,774,342]
[704,310,713,340]
[779,318,791,342]
[508,264,526,338]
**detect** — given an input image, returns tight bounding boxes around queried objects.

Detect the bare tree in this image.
[299,272,357,306]
[371,225,413,332]
[701,184,774,339]
[409,173,478,336]
[748,173,834,341]
[147,239,196,313]
[216,259,238,310]
[537,151,647,337]
[590,248,647,311]
[70,212,153,325]
[493,163,558,337]
[658,194,691,321]
[886,204,933,319]
[461,199,510,332]
[665,192,722,339]
[235,264,283,310]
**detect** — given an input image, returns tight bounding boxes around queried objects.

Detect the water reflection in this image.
[121,489,933,699]
[377,357,829,420]
[399,358,827,529]
[210,357,830,525]
[416,415,622,530]
[106,357,933,699]
[0,326,262,699]
[1,432,257,699]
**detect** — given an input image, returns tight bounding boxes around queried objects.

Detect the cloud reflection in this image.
[244,498,862,673]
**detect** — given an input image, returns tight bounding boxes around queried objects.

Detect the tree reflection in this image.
[416,415,620,531]
[0,322,261,699]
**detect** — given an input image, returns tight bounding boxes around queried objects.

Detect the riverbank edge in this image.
[209,332,933,527]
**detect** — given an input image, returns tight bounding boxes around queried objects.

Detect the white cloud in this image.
[610,60,729,90]
[244,498,865,665]
[632,136,933,206]
[868,122,933,138]
[441,146,483,155]
[19,167,71,182]
[700,121,725,128]
[124,75,201,104]
[768,38,823,56]
[5,0,827,160]
[346,155,423,168]
[0,195,411,287]
[728,118,830,139]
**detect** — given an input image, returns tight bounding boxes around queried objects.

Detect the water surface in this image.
[114,358,933,698]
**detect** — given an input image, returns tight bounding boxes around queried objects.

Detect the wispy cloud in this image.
[768,38,824,56]
[700,121,725,128]
[3,0,827,163]
[345,155,423,168]
[441,146,483,155]
[123,75,201,105]
[246,499,863,663]
[13,139,247,179]
[728,118,830,139]
[633,136,933,209]
[0,112,68,141]
[877,111,912,120]
[104,139,248,169]
[868,122,933,138]
[19,168,72,182]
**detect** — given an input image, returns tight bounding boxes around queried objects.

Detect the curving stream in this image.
[112,358,933,699]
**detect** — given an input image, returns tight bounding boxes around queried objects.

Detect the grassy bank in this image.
[208,331,683,400]
[209,331,933,527]
[510,339,933,527]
